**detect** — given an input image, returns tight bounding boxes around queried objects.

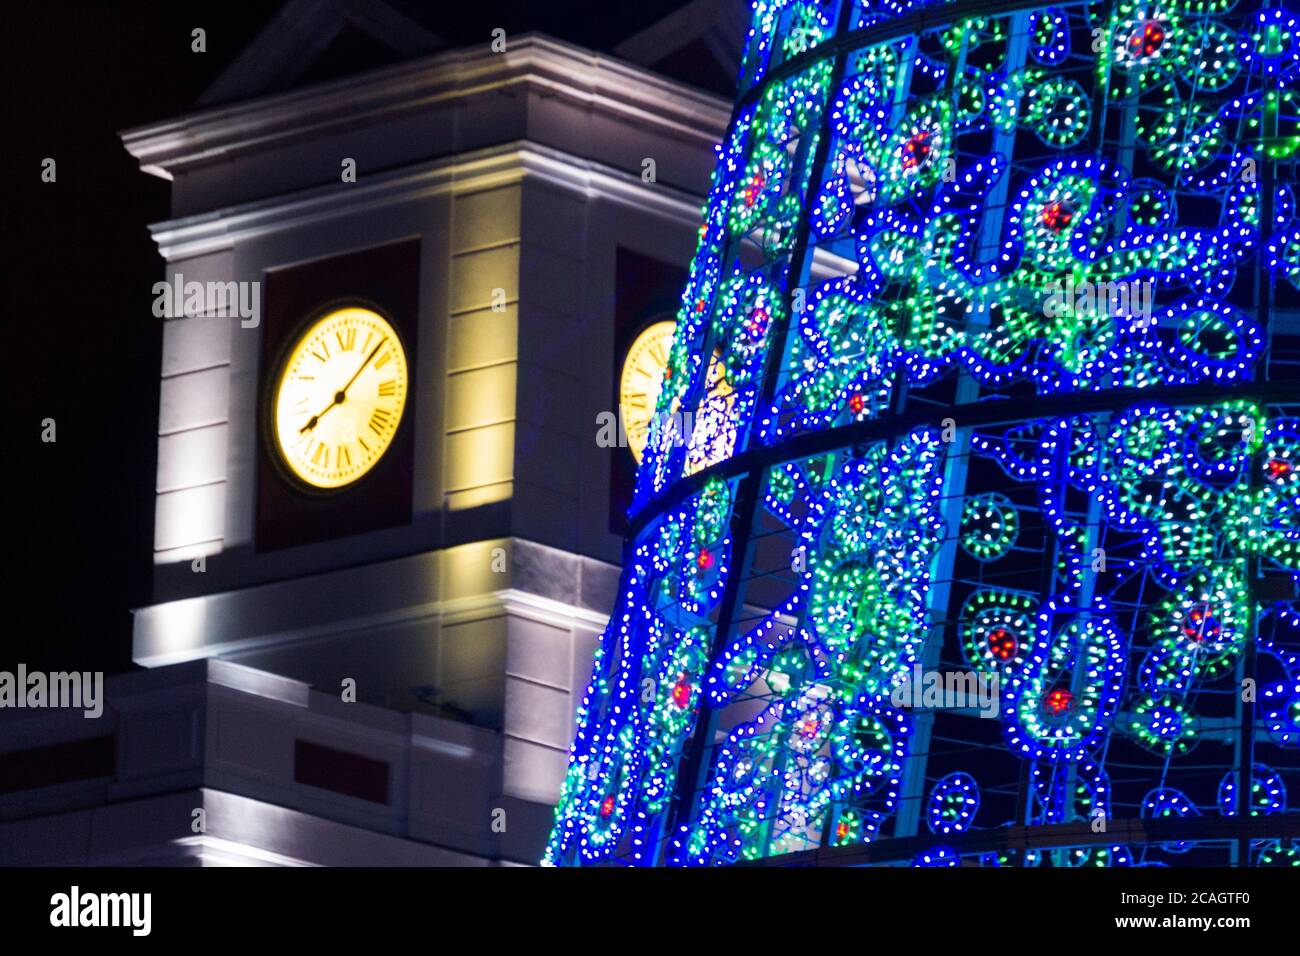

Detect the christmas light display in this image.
[548,0,1300,866]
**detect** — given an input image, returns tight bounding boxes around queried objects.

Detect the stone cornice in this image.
[145,140,711,260]
[121,32,730,181]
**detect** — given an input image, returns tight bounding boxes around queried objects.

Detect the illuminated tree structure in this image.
[548,0,1300,866]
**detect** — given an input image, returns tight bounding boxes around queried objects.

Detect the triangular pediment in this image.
[200,0,443,106]
[614,0,748,97]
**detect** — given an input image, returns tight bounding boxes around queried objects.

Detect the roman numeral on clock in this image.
[377,379,396,397]
[368,408,392,435]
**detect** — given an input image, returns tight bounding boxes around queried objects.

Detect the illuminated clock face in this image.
[619,320,676,464]
[272,306,408,489]
[683,354,737,476]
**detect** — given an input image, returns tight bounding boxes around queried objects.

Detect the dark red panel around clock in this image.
[256,239,420,553]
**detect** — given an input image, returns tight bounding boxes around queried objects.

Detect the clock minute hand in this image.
[299,337,388,434]
[338,336,387,397]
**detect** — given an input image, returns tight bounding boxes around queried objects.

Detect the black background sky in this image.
[5,1,693,678]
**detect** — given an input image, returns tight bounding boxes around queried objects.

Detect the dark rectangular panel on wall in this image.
[293,739,390,804]
[256,239,421,552]
[0,734,116,794]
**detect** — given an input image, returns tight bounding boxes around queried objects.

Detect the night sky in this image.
[6,0,693,678]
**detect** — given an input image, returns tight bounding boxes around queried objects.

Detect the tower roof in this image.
[199,0,746,107]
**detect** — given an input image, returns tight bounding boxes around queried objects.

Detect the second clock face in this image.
[272,306,408,490]
[619,320,676,465]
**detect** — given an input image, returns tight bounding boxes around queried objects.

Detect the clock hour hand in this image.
[299,337,388,434]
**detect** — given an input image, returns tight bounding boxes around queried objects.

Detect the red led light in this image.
[901,131,932,170]
[600,795,615,818]
[1183,606,1222,643]
[987,627,1019,661]
[1267,457,1292,479]
[671,675,692,708]
[836,821,850,841]
[1045,689,1074,715]
[743,171,766,207]
[848,392,866,414]
[1041,200,1074,232]
[697,549,714,570]
[1128,21,1166,57]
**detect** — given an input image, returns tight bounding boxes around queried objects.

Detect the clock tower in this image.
[116,6,736,864]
